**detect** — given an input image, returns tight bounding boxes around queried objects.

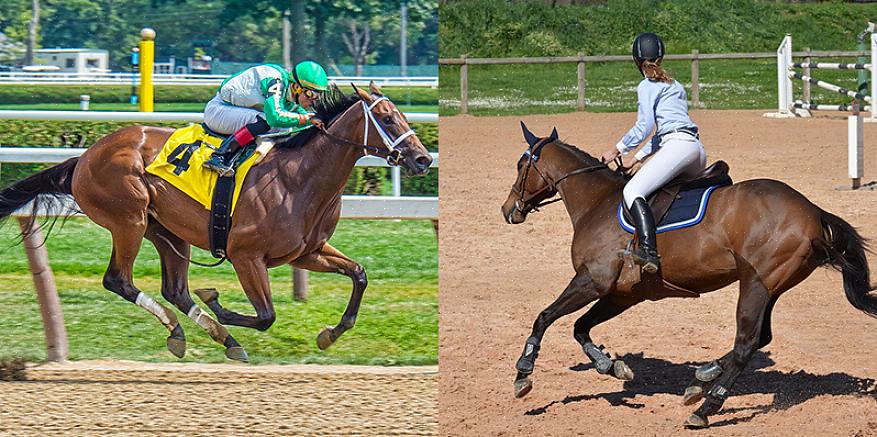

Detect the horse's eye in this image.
[383,116,394,125]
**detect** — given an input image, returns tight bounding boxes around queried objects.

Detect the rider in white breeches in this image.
[601,32,707,273]
[622,133,706,208]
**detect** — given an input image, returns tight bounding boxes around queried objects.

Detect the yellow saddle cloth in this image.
[145,124,262,216]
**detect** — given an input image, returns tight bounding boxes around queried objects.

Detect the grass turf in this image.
[440,57,869,116]
[0,218,437,365]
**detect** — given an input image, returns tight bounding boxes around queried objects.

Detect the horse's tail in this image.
[0,157,78,225]
[818,209,877,318]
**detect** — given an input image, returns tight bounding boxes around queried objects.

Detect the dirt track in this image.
[439,110,877,436]
[0,360,437,436]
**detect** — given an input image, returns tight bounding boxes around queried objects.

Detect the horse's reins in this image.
[513,141,622,214]
[316,96,416,165]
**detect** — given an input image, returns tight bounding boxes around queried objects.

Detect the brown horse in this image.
[0,83,432,362]
[500,123,876,428]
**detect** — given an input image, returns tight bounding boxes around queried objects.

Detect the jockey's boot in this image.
[630,197,661,273]
[203,118,270,177]
[203,136,242,177]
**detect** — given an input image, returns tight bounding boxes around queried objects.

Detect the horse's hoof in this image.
[682,386,704,406]
[166,337,186,358]
[317,326,337,350]
[612,360,634,381]
[225,346,249,362]
[514,378,533,398]
[684,413,709,429]
[194,288,219,304]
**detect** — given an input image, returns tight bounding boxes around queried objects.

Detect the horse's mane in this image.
[278,84,360,149]
[553,140,632,182]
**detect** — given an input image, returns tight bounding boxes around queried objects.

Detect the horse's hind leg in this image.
[684,256,777,428]
[290,243,367,350]
[514,267,603,398]
[682,294,780,406]
[102,221,187,358]
[144,220,248,362]
[572,295,639,381]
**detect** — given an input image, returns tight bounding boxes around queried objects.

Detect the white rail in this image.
[0,148,438,218]
[0,72,438,88]
[0,110,438,123]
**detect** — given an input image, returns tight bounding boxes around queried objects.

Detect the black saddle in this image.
[622,160,732,225]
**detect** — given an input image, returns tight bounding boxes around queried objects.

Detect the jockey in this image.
[202,60,330,176]
[600,33,707,273]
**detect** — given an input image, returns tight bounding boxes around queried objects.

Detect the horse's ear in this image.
[369,81,384,96]
[351,83,372,102]
[520,121,539,148]
[549,127,558,142]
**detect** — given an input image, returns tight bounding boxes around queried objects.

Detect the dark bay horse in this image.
[0,83,432,362]
[500,123,876,428]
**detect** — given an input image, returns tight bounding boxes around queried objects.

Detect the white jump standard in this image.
[771,33,877,119]
[768,31,872,190]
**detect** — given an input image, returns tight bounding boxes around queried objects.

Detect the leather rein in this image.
[315,96,415,166]
[512,140,623,214]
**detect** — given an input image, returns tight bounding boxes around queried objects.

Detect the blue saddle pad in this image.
[618,185,722,234]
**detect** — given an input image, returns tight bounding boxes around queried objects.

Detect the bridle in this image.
[511,139,614,215]
[318,96,416,166]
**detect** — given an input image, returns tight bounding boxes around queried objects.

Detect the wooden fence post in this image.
[18,217,68,362]
[577,52,586,111]
[691,49,700,108]
[460,55,469,114]
[292,267,308,301]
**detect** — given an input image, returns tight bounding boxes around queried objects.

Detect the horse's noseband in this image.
[513,142,609,215]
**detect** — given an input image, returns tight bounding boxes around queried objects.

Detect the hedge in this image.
[0,120,437,196]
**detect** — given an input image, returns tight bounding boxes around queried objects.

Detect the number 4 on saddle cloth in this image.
[145,123,300,259]
[618,161,732,235]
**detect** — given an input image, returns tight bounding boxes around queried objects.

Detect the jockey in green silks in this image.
[202,60,330,176]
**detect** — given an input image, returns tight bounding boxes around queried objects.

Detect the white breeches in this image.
[622,132,707,209]
[203,95,265,135]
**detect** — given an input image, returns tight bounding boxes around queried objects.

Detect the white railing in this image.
[0,110,438,124]
[0,72,438,88]
[0,148,438,219]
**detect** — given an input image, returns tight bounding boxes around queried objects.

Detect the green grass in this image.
[0,103,439,113]
[440,57,870,116]
[0,218,437,365]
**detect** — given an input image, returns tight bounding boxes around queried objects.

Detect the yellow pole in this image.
[139,28,155,112]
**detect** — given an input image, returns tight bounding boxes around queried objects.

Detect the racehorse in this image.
[0,82,432,363]
[500,123,876,428]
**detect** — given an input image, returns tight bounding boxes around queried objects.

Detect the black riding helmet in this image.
[632,32,665,76]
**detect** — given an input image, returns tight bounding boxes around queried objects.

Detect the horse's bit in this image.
[512,141,610,215]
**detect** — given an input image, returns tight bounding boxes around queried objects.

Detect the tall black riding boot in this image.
[630,197,661,273]
[203,135,240,177]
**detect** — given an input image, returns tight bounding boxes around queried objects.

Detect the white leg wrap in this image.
[187,305,212,331]
[135,292,173,326]
[187,304,229,342]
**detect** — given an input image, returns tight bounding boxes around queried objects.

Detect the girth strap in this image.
[209,175,235,258]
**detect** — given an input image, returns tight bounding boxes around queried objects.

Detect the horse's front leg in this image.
[514,266,603,398]
[195,257,277,331]
[572,295,638,381]
[292,243,367,350]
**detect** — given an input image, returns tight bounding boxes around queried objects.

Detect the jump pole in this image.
[850,107,864,190]
[139,28,155,112]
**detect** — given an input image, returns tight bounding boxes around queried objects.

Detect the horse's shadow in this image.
[525,351,877,427]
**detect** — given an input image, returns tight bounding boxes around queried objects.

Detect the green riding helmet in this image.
[293,61,329,92]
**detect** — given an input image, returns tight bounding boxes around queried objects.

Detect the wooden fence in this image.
[439,49,871,113]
